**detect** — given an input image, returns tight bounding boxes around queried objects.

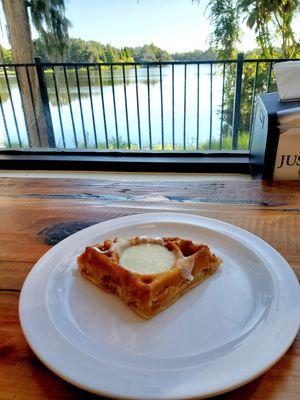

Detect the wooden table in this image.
[0,177,299,400]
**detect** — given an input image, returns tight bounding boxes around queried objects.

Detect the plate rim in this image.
[19,212,300,400]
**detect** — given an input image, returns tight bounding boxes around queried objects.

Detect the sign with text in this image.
[273,128,300,180]
[250,93,300,180]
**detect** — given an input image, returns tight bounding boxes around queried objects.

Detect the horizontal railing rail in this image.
[0,55,299,154]
[0,57,293,67]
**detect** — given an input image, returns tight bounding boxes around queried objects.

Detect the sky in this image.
[0,0,261,53]
[65,0,257,52]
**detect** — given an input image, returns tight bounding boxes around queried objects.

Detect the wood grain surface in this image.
[0,177,299,400]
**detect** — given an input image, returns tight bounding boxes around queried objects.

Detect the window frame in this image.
[0,149,250,173]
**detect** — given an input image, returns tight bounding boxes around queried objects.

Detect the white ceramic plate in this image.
[19,213,300,400]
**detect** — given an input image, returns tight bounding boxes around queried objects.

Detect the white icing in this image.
[175,257,195,281]
[92,238,195,281]
[110,238,131,254]
[152,238,164,246]
[119,243,175,275]
[92,246,102,253]
[92,238,130,255]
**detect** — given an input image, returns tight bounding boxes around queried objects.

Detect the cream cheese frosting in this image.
[174,257,195,281]
[119,243,175,275]
[92,237,195,280]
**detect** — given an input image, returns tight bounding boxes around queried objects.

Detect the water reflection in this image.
[0,65,226,149]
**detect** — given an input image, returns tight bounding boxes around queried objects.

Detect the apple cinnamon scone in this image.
[78,237,222,319]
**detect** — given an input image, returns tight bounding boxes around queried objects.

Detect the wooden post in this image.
[35,58,55,147]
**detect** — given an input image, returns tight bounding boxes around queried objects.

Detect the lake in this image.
[0,64,228,150]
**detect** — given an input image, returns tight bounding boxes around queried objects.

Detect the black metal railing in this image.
[0,55,299,152]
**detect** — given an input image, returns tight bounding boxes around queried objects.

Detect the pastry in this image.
[78,236,222,319]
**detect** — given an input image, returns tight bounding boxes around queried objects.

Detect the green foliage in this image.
[34,37,224,63]
[172,48,218,60]
[195,0,300,149]
[215,54,279,148]
[202,0,300,58]
[92,132,250,151]
[34,38,133,63]
[197,132,249,150]
[239,0,300,57]
[133,43,172,62]
[27,0,70,61]
[0,46,12,63]
[207,0,240,58]
[6,133,250,151]
[30,1,300,63]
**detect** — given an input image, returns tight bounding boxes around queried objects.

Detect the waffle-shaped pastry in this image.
[78,237,222,319]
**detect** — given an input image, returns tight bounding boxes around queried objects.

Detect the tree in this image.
[29,0,69,61]
[133,43,172,62]
[200,0,300,58]
[67,38,88,62]
[207,0,240,58]
[240,0,300,57]
[124,47,133,59]
[105,45,117,63]
[194,0,300,149]
[1,0,69,147]
[172,48,217,61]
[33,38,50,62]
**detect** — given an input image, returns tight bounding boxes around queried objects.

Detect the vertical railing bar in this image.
[15,66,29,146]
[267,61,273,92]
[232,53,244,150]
[86,66,98,148]
[209,63,213,149]
[26,66,41,146]
[134,65,142,149]
[196,63,200,150]
[183,63,187,150]
[0,92,11,147]
[159,64,164,150]
[110,65,119,149]
[63,66,78,148]
[75,66,87,148]
[147,65,152,150]
[122,65,130,149]
[219,63,226,149]
[52,66,66,148]
[172,64,175,150]
[249,61,259,136]
[3,66,22,147]
[98,65,108,149]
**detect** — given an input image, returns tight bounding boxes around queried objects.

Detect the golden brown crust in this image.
[78,237,222,319]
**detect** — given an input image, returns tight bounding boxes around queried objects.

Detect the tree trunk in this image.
[2,0,53,147]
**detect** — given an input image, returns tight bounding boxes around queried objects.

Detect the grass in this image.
[200,132,249,150]
[0,69,16,75]
[3,133,250,151]
[93,132,250,151]
[1,142,29,149]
